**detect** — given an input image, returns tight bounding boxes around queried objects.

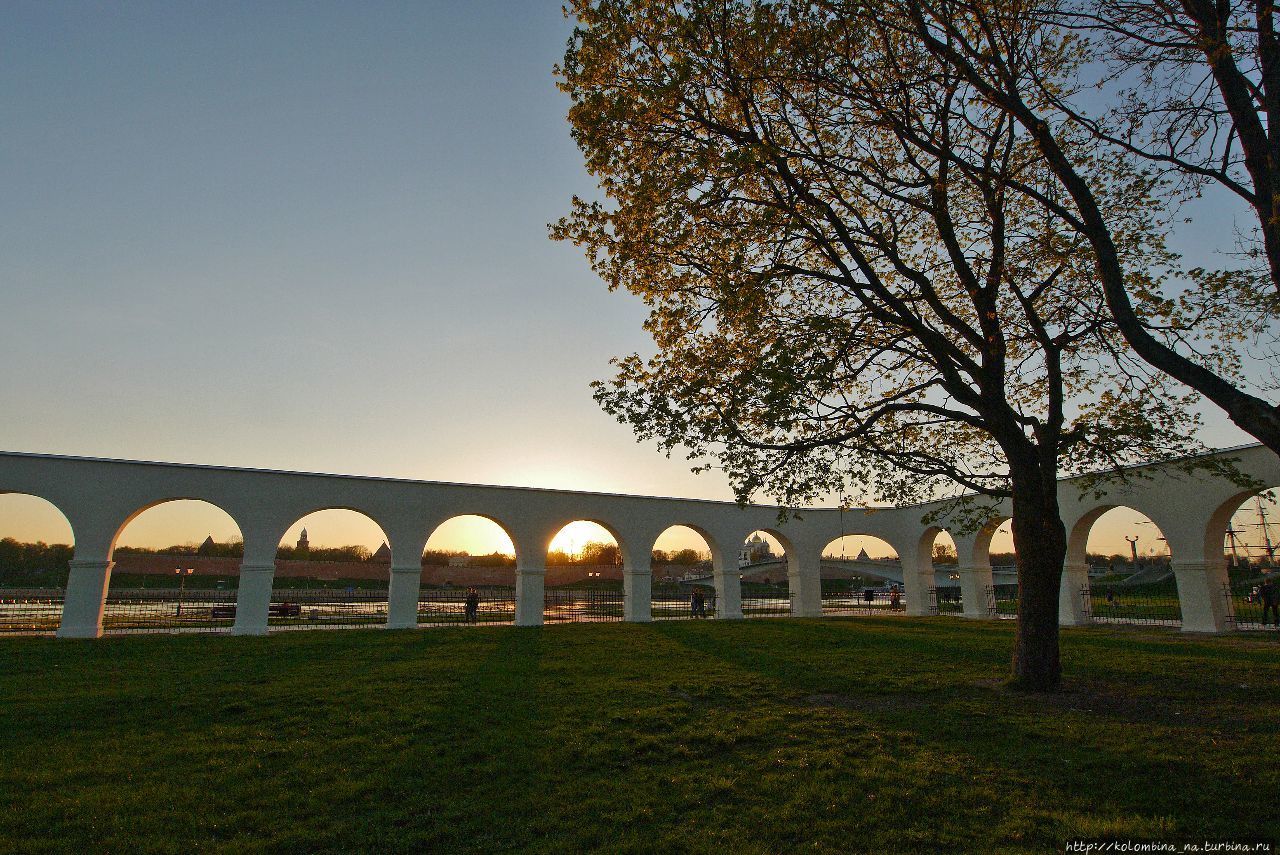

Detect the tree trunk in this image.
[1007,457,1068,690]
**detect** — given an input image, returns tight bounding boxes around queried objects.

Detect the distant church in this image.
[738,533,775,566]
[297,529,309,552]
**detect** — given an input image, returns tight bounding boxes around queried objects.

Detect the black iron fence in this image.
[0,589,64,634]
[931,585,963,615]
[741,582,791,618]
[1224,581,1280,631]
[1082,583,1181,627]
[102,588,239,634]
[267,588,389,630]
[651,583,715,620]
[417,587,515,627]
[19,576,1250,636]
[544,587,624,623]
[821,583,904,615]
[987,584,1018,619]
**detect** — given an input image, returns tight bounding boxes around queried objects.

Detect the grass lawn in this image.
[2,618,1278,853]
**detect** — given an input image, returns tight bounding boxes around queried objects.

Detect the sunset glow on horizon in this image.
[1,490,1266,563]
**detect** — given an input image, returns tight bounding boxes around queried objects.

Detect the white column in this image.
[1172,559,1230,633]
[515,565,545,627]
[623,556,652,623]
[789,551,822,617]
[386,564,422,630]
[233,563,275,636]
[957,565,995,619]
[713,569,743,619]
[1059,562,1091,626]
[901,549,933,617]
[57,558,112,639]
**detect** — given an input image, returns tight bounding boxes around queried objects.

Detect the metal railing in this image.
[0,589,64,634]
[103,588,238,634]
[544,587,624,623]
[1223,581,1280,631]
[267,588,389,630]
[931,585,963,615]
[651,583,715,620]
[1082,583,1182,627]
[417,587,515,627]
[741,582,791,618]
[20,576,1263,636]
[822,585,904,616]
[987,584,1018,619]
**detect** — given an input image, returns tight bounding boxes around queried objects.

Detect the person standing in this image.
[464,587,480,623]
[1260,576,1279,627]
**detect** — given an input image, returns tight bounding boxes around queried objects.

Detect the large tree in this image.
[555,0,1203,688]
[898,0,1280,450]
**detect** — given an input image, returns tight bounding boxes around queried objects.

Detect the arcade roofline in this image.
[0,442,1268,515]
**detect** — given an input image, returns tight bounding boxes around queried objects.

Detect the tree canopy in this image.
[897,0,1280,450]
[555,0,1210,688]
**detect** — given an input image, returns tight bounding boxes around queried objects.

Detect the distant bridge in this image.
[1,444,1276,637]
[729,558,1026,588]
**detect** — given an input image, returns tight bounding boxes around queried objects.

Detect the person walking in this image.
[1260,576,1279,627]
[464,586,480,624]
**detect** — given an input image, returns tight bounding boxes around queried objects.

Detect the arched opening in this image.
[651,524,715,620]
[273,508,392,630]
[924,529,962,615]
[0,492,74,634]
[982,520,1018,618]
[107,499,243,633]
[1072,505,1179,627]
[543,520,623,623]
[420,514,517,627]
[740,530,790,618]
[1211,488,1280,631]
[820,534,900,615]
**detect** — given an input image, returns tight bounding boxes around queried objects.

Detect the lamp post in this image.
[175,567,194,616]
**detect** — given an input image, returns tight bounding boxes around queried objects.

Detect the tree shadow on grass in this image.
[347,627,551,853]
[646,618,1280,846]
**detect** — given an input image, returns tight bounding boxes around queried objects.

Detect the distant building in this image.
[197,535,217,556]
[739,533,775,566]
[372,542,391,563]
[448,556,472,568]
[297,528,309,552]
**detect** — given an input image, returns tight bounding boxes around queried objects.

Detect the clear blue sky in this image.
[0,2,1258,557]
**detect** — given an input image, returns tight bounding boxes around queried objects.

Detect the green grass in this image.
[2,618,1278,853]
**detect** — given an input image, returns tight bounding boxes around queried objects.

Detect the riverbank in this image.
[2,618,1277,852]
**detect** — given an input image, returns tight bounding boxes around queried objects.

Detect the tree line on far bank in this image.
[0,537,713,584]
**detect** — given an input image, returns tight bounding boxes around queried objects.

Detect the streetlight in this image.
[175,567,194,616]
